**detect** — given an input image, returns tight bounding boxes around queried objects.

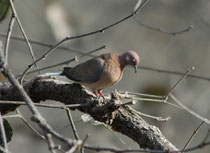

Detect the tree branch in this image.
[0,76,178,151]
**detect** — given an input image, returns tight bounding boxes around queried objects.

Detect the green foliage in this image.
[0,119,13,153]
[0,0,11,22]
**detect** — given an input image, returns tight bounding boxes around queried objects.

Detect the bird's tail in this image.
[39,67,72,77]
[39,72,63,77]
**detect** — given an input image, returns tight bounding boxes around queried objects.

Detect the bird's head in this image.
[122,50,140,73]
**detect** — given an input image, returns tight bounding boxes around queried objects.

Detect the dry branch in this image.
[0,76,178,151]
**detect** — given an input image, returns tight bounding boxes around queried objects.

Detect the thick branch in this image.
[0,77,177,151]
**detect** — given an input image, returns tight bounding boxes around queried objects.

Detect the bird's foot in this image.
[93,90,105,100]
[98,90,105,100]
[93,91,99,97]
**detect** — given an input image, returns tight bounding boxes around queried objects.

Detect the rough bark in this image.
[0,76,178,151]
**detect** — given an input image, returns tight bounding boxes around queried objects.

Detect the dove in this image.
[45,50,140,97]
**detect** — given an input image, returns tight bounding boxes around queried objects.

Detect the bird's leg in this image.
[93,91,99,97]
[98,90,105,99]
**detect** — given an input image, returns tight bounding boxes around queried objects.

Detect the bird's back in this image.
[62,52,123,91]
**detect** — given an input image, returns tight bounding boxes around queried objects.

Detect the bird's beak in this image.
[134,65,137,73]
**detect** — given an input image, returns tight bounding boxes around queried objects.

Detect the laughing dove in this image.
[60,50,140,97]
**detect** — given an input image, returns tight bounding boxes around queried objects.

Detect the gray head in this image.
[120,50,140,73]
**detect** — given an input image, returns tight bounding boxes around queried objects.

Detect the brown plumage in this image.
[62,50,140,97]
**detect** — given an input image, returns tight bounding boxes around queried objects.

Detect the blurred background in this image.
[0,0,210,152]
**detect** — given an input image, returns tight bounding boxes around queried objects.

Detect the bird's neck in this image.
[118,54,127,70]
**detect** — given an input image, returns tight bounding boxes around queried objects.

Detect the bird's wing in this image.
[62,57,104,83]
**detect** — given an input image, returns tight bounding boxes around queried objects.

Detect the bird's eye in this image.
[132,58,136,64]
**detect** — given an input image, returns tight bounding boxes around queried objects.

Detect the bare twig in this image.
[27,45,106,75]
[8,0,39,76]
[182,121,205,153]
[127,91,165,99]
[65,143,80,153]
[66,109,80,140]
[134,18,193,35]
[140,66,210,82]
[0,112,8,153]
[170,94,210,125]
[126,68,194,112]
[0,100,86,109]
[16,109,65,153]
[2,114,21,119]
[80,134,89,153]
[45,133,57,153]
[131,97,182,109]
[120,100,136,107]
[133,0,143,12]
[165,67,195,99]
[117,91,182,109]
[0,33,95,57]
[0,146,11,153]
[19,0,149,84]
[126,106,170,122]
[16,109,47,142]
[4,13,15,64]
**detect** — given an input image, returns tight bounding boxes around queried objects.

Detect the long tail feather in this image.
[40,72,63,77]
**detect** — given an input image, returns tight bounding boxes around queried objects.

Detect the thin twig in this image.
[165,67,195,99]
[2,114,21,119]
[66,108,80,140]
[0,100,84,109]
[8,0,39,76]
[19,0,149,84]
[127,91,165,99]
[45,133,57,153]
[16,109,65,153]
[0,33,95,57]
[134,18,193,35]
[27,45,106,75]
[120,101,136,107]
[129,97,183,109]
[80,134,89,153]
[0,112,8,153]
[170,94,210,125]
[127,67,194,112]
[65,144,80,153]
[120,91,182,108]
[140,66,210,82]
[127,107,170,122]
[18,36,75,84]
[4,13,15,64]
[108,91,182,109]
[16,109,47,142]
[182,121,205,153]
[0,146,12,153]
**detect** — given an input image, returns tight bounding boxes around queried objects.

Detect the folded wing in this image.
[62,57,104,83]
